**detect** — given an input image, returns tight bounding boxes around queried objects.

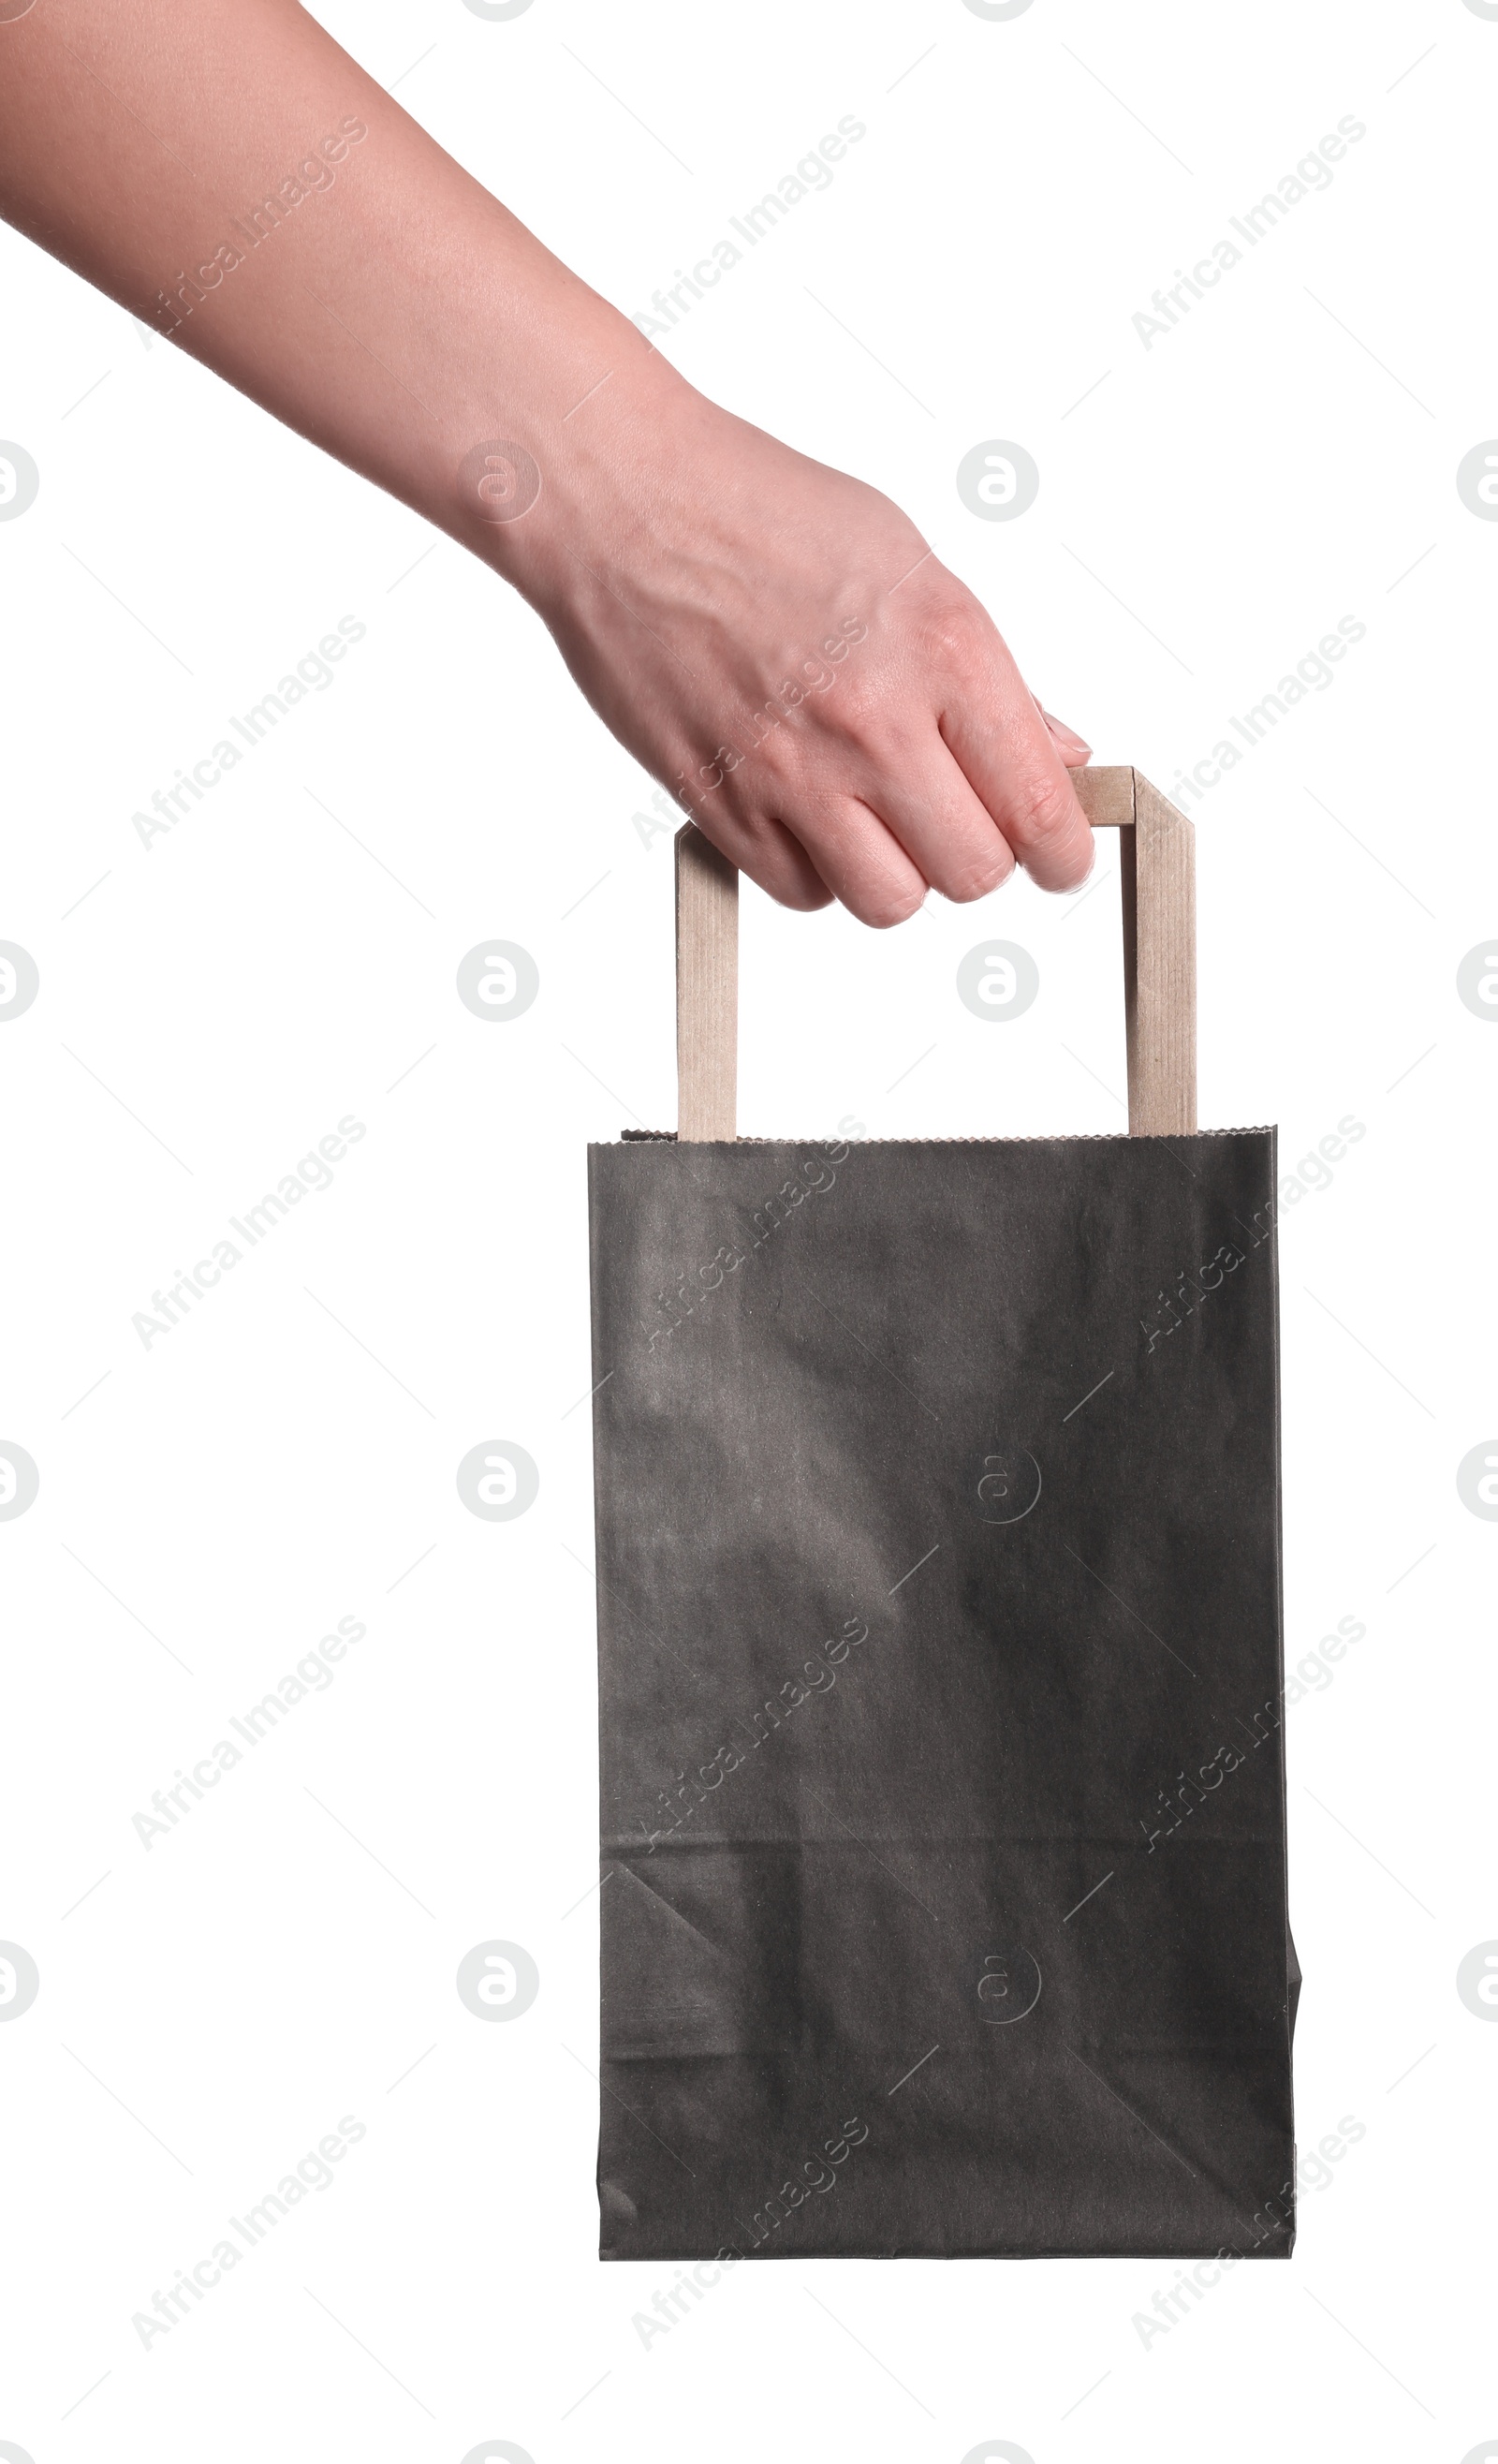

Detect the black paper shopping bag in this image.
[587,771,1296,2262]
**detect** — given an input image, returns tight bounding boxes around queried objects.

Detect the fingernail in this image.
[1041,704,1092,758]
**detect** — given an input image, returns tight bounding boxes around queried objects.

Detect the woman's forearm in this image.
[1,0,1095,922]
[0,0,659,578]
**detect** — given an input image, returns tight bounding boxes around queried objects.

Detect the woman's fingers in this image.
[540,394,1102,923]
[688,802,834,911]
[841,729,1019,906]
[761,789,928,929]
[698,694,1093,922]
[1035,700,1094,768]
[939,652,1096,894]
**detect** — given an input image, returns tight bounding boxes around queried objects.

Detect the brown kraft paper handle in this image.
[675,767,1196,1141]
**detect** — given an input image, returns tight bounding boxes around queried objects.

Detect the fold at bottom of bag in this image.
[596,1838,1296,2264]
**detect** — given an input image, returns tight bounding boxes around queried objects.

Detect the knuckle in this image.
[746,722,802,781]
[732,810,832,912]
[918,611,983,674]
[1008,769,1082,847]
[942,845,1014,904]
[911,582,988,668]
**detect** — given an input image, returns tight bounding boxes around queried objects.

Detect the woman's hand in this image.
[0,0,1094,926]
[496,372,1095,926]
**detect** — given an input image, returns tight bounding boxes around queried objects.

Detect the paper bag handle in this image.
[676,766,1196,1140]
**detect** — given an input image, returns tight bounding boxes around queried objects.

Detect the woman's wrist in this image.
[433,288,698,616]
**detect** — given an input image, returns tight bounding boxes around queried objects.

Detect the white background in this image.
[2,0,1495,2457]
